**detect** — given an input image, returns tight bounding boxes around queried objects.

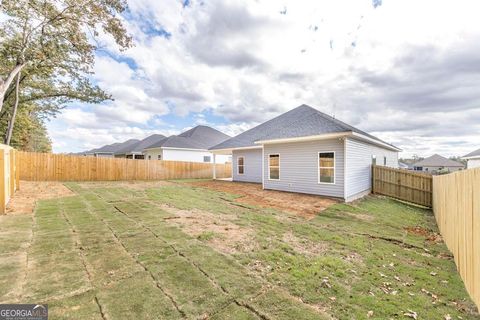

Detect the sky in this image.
[47,0,480,158]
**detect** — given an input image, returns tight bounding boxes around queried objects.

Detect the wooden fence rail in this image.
[433,168,480,308]
[372,165,433,207]
[18,152,232,181]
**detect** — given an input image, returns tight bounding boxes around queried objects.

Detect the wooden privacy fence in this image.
[0,144,20,214]
[18,152,232,181]
[372,165,433,207]
[433,168,480,308]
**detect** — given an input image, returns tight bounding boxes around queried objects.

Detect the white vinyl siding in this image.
[467,159,480,169]
[345,137,399,200]
[232,149,263,183]
[263,139,345,198]
[143,148,229,163]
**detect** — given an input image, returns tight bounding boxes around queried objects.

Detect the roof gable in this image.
[90,139,140,154]
[115,134,166,154]
[144,125,230,150]
[463,148,480,158]
[413,154,464,167]
[210,104,397,150]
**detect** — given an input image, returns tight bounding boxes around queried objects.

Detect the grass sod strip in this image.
[84,186,328,319]
[0,214,33,302]
[59,195,182,320]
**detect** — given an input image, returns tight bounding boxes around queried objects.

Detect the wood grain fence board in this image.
[372,165,433,207]
[17,152,232,181]
[433,168,480,309]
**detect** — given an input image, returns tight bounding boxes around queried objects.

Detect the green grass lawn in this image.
[0,181,478,319]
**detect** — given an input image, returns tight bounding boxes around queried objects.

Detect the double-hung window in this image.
[268,154,280,180]
[237,157,245,175]
[319,152,335,184]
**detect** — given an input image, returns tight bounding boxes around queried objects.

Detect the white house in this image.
[462,148,480,169]
[210,105,401,202]
[143,125,231,164]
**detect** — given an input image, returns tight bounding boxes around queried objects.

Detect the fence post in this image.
[9,149,14,195]
[0,149,5,214]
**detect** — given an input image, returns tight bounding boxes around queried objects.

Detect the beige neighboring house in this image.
[143,125,231,164]
[462,148,480,169]
[83,139,140,158]
[114,134,166,159]
[412,154,464,174]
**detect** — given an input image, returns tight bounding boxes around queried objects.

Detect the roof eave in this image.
[350,132,403,152]
[210,145,263,154]
[254,132,352,145]
[462,155,480,160]
[252,131,401,152]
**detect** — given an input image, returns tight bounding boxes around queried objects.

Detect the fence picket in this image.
[17,152,232,181]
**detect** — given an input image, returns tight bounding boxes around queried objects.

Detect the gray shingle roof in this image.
[413,154,464,168]
[144,126,230,150]
[210,104,398,150]
[87,139,140,154]
[114,134,166,155]
[463,148,480,158]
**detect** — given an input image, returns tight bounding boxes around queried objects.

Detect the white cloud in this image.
[49,0,480,158]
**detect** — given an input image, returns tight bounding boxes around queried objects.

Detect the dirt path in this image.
[6,181,74,215]
[188,180,338,219]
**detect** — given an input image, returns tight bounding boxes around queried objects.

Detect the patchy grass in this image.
[0,181,478,319]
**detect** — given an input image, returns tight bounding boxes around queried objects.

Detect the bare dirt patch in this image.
[404,226,443,243]
[282,231,329,256]
[160,204,255,254]
[6,181,74,215]
[188,180,338,219]
[77,180,174,190]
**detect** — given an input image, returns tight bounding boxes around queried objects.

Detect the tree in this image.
[0,0,132,147]
[0,102,52,152]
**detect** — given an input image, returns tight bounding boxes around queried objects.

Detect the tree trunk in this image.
[5,71,21,146]
[0,63,25,114]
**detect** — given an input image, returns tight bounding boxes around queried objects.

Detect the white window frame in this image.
[268,154,280,180]
[237,156,245,175]
[383,156,387,166]
[318,151,336,185]
[203,155,211,163]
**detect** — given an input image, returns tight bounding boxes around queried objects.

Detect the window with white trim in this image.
[237,156,245,175]
[157,154,162,160]
[269,154,280,180]
[319,152,335,184]
[203,156,211,163]
[372,155,377,165]
[383,156,387,166]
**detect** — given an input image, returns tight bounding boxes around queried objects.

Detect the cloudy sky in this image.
[47,0,480,157]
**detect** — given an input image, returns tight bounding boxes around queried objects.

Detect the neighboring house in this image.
[143,125,231,163]
[210,104,401,202]
[398,161,411,169]
[114,134,166,159]
[412,154,464,173]
[83,139,140,157]
[462,148,480,169]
